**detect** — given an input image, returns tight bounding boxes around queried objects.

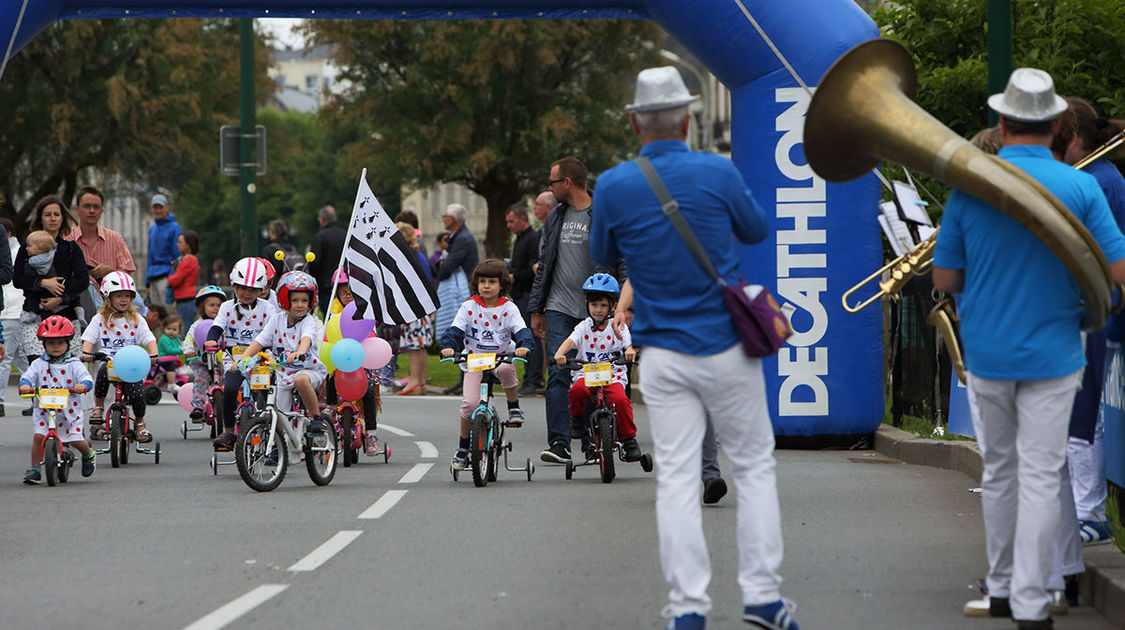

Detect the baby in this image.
[21,231,83,325]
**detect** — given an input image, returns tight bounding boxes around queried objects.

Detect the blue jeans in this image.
[545,310,582,447]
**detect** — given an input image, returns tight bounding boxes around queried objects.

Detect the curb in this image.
[873,425,1125,628]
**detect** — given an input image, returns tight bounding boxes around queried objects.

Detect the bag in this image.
[634,157,792,358]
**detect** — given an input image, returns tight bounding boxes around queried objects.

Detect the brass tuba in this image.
[804,38,1116,331]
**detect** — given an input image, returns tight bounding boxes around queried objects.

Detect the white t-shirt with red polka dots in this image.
[254,311,327,387]
[211,298,278,366]
[566,317,633,385]
[449,296,529,370]
[80,313,157,357]
[20,356,94,440]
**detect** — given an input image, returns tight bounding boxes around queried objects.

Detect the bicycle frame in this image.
[22,389,76,485]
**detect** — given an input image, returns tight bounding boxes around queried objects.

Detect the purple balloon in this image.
[193,319,214,345]
[339,302,376,341]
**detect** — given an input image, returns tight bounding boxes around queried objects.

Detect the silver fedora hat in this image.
[626,66,700,113]
[987,67,1068,122]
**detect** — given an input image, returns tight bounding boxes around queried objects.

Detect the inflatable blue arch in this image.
[2,0,883,441]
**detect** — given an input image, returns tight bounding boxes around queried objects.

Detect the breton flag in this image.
[340,170,439,324]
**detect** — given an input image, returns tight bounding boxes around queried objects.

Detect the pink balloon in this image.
[340,302,377,341]
[176,383,195,412]
[361,336,393,369]
[192,319,213,345]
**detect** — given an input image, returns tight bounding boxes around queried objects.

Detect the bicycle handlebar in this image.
[440,351,527,365]
[560,355,635,372]
[81,351,156,364]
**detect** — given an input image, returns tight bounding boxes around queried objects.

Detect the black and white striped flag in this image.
[341,172,439,324]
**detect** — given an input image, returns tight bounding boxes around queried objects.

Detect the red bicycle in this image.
[89,352,161,467]
[20,387,81,486]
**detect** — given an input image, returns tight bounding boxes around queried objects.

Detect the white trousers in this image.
[1067,412,1107,523]
[967,370,1081,621]
[639,344,783,618]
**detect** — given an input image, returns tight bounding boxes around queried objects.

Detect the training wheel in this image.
[565,460,574,480]
[209,455,218,475]
[154,442,161,465]
[526,458,533,481]
[640,453,653,473]
[451,466,459,481]
[384,443,391,463]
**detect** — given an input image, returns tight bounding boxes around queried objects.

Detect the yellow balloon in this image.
[320,341,336,373]
[326,314,342,342]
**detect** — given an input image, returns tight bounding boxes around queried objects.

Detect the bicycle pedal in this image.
[213,446,232,453]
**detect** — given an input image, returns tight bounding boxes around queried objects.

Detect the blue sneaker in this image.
[743,598,799,630]
[1079,520,1113,546]
[665,612,705,630]
[23,468,41,485]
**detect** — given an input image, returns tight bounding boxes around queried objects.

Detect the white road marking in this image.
[415,440,438,459]
[358,489,408,519]
[287,530,363,572]
[398,462,434,483]
[380,424,414,437]
[183,584,289,630]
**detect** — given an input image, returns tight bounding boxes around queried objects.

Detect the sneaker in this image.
[451,449,469,471]
[213,431,236,450]
[583,447,599,463]
[506,408,524,428]
[22,406,33,416]
[665,613,705,630]
[442,383,463,396]
[364,430,379,457]
[23,468,41,485]
[81,452,96,477]
[517,385,538,396]
[189,408,204,421]
[621,437,642,462]
[540,442,571,464]
[0,404,5,416]
[1079,520,1113,546]
[569,415,583,439]
[964,595,1010,618]
[1049,590,1068,616]
[307,415,328,434]
[703,477,728,505]
[743,598,799,630]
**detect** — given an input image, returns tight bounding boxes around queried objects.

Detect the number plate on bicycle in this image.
[231,346,248,356]
[250,365,271,390]
[107,359,122,382]
[467,353,497,372]
[39,388,68,410]
[583,362,613,387]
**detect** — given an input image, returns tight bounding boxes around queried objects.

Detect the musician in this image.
[933,69,1125,630]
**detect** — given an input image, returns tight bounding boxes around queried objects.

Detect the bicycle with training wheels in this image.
[181,349,225,440]
[234,353,339,492]
[561,354,653,483]
[441,351,534,487]
[20,387,82,486]
[88,352,161,468]
[333,373,390,467]
[210,349,272,475]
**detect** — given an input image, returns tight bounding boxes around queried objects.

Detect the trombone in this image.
[842,232,936,313]
[1073,129,1125,170]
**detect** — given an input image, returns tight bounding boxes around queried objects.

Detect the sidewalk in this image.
[875,424,1125,628]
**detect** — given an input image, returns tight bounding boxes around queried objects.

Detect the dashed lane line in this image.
[358,489,408,519]
[183,584,289,630]
[415,440,438,458]
[398,462,434,483]
[380,424,414,437]
[287,530,364,572]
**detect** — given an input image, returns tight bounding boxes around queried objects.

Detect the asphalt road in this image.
[0,386,1114,629]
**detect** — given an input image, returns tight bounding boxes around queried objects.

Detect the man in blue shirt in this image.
[934,69,1125,629]
[591,67,798,630]
[146,193,182,307]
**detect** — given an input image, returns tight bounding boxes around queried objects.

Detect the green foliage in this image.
[306,19,663,256]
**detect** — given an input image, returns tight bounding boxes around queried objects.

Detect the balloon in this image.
[319,341,336,373]
[192,319,213,345]
[334,368,368,401]
[177,383,195,411]
[112,346,150,383]
[340,302,377,341]
[331,338,365,373]
[361,337,393,370]
[325,314,342,343]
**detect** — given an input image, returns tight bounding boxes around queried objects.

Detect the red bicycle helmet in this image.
[37,315,75,339]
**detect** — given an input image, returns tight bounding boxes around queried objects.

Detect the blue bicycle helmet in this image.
[195,285,226,305]
[582,273,620,299]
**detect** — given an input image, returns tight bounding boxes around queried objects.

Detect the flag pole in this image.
[324,168,366,327]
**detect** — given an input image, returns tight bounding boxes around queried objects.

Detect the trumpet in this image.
[1073,128,1125,170]
[842,232,936,313]
[927,298,966,385]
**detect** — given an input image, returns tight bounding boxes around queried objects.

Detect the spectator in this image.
[211,259,227,287]
[433,204,477,396]
[0,217,26,416]
[529,156,625,464]
[66,184,136,313]
[506,203,544,395]
[395,221,435,396]
[397,209,428,258]
[533,191,555,225]
[146,193,183,306]
[168,230,201,326]
[307,205,347,314]
[261,219,299,279]
[428,232,449,281]
[590,66,797,629]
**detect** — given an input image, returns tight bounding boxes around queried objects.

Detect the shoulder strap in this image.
[634,157,725,286]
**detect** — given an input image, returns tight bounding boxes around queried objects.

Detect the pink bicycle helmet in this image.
[100,271,138,297]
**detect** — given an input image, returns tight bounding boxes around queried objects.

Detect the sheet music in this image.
[917,224,938,241]
[879,201,915,256]
[893,180,933,225]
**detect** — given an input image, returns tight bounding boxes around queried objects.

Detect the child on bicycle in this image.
[80,272,159,444]
[234,271,329,432]
[440,258,534,471]
[205,257,279,450]
[156,314,184,392]
[19,316,96,484]
[552,273,641,462]
[182,285,226,420]
[324,269,383,456]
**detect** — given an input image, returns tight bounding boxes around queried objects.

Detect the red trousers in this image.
[567,379,636,440]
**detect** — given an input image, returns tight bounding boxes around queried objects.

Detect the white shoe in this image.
[1049,590,1069,616]
[364,431,379,457]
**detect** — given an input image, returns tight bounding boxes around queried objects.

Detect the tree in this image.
[0,19,271,229]
[306,19,664,256]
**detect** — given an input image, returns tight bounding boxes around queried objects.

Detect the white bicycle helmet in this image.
[230,257,270,289]
[100,271,138,297]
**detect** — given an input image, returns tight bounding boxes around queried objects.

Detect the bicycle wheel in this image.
[144,385,163,406]
[470,410,489,487]
[485,420,500,483]
[43,436,59,487]
[305,423,338,486]
[236,418,287,492]
[119,418,130,466]
[340,407,355,468]
[209,388,222,439]
[237,405,253,435]
[597,410,616,484]
[109,409,123,468]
